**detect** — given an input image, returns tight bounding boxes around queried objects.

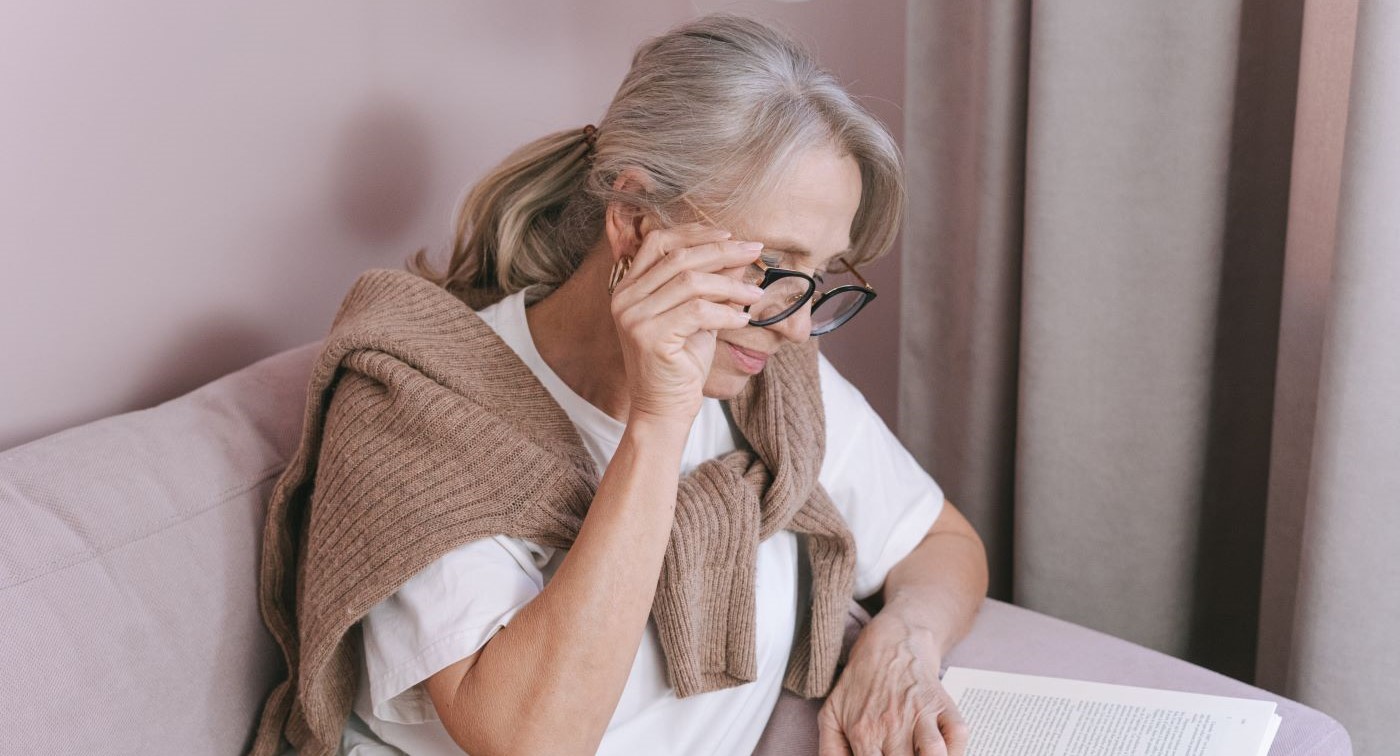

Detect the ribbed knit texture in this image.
[247,269,856,756]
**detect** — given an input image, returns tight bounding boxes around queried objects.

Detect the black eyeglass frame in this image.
[744,257,877,336]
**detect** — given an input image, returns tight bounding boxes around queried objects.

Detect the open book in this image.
[942,667,1281,756]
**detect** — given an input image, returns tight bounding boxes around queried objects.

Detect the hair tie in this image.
[582,124,599,151]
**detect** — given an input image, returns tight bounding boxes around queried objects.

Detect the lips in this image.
[725,342,771,374]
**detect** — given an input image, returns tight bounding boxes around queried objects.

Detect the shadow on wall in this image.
[121,315,286,420]
[331,97,434,245]
[0,95,437,453]
[0,314,287,452]
[133,96,438,418]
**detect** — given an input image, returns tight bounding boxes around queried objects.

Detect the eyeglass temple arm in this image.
[837,258,874,291]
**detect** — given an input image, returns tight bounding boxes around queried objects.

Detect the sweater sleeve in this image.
[357,534,554,725]
[816,354,945,600]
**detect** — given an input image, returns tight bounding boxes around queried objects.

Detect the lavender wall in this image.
[0,0,904,451]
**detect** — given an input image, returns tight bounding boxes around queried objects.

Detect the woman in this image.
[251,13,988,756]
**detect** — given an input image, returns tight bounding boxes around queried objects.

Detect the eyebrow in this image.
[758,238,853,265]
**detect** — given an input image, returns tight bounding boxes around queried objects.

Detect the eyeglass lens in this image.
[741,260,872,334]
[748,274,812,323]
[810,288,868,333]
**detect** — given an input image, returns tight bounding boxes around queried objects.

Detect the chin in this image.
[702,370,753,400]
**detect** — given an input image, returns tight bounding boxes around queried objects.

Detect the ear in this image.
[603,168,658,262]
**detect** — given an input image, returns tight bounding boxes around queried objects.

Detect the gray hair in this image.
[409,12,905,302]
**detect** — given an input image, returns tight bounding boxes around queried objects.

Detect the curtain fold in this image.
[899,0,1029,602]
[1283,0,1400,740]
[1255,0,1359,697]
[900,0,1396,751]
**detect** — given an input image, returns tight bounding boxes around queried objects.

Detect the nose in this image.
[765,301,813,345]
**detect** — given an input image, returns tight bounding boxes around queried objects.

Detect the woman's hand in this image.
[818,610,970,756]
[608,222,765,424]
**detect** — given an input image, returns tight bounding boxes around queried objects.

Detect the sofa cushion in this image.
[0,341,321,755]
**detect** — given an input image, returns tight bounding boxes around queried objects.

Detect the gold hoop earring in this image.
[607,255,632,295]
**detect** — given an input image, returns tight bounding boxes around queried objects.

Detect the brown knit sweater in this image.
[248,268,857,756]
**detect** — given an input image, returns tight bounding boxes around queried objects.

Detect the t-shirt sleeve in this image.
[817,353,945,600]
[358,534,551,725]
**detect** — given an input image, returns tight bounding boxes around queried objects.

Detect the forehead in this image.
[732,147,862,268]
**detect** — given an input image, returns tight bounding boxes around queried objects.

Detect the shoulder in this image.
[472,290,515,332]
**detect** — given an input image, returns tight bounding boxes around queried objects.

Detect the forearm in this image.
[876,511,988,662]
[447,417,688,754]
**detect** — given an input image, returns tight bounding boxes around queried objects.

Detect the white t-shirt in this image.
[339,288,944,756]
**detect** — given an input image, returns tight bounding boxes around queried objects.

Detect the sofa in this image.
[1,341,1352,755]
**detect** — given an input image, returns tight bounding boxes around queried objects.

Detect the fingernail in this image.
[747,285,765,297]
[739,241,764,252]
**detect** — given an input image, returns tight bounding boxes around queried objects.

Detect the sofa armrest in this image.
[753,598,1351,756]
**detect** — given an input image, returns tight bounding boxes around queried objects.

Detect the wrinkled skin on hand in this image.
[817,611,970,756]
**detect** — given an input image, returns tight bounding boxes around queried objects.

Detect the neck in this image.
[524,249,633,422]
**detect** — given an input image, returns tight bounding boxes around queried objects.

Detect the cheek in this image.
[709,338,737,373]
[714,321,750,343]
[703,346,752,398]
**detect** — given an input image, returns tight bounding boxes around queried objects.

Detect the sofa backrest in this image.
[0,341,320,755]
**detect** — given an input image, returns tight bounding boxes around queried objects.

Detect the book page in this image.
[941,667,1280,756]
[1257,713,1281,756]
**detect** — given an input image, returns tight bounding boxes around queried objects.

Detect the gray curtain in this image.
[898,0,1399,752]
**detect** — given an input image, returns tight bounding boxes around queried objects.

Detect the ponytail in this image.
[407,126,600,306]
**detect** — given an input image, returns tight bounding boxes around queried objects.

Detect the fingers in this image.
[883,734,918,756]
[624,268,763,322]
[628,222,730,278]
[617,218,760,283]
[830,701,965,756]
[611,228,766,341]
[912,707,966,756]
[939,711,970,756]
[911,710,940,754]
[817,702,853,756]
[645,297,753,336]
[619,239,764,306]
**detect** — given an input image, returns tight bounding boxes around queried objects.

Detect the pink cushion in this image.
[0,342,319,755]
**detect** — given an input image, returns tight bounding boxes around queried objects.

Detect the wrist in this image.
[623,410,693,449]
[871,599,950,662]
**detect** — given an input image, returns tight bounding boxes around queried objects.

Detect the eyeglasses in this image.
[674,196,876,336]
[742,253,877,336]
